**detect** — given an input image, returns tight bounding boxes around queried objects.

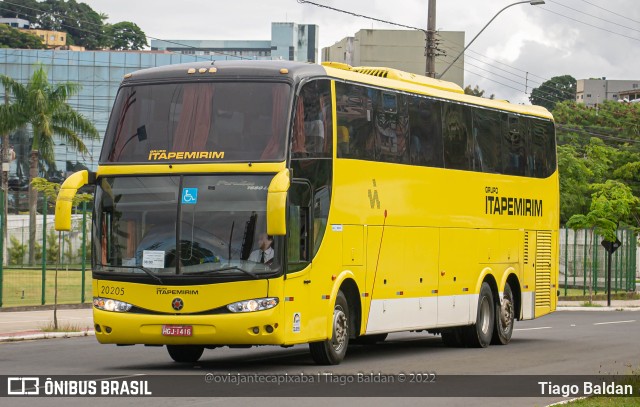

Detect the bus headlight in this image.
[93,297,133,312]
[227,297,279,313]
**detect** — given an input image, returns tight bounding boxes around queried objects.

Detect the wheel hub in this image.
[500,298,514,331]
[332,308,348,352]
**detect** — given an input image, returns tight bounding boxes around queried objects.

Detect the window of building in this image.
[586,94,591,97]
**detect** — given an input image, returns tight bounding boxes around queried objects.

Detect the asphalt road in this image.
[2,310,639,407]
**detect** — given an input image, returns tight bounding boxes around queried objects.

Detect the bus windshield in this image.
[94,174,282,279]
[100,82,291,163]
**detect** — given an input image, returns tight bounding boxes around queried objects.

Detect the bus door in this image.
[283,181,319,342]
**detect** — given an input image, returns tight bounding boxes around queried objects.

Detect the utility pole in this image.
[425,0,437,78]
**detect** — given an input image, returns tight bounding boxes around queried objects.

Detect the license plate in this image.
[162,325,193,337]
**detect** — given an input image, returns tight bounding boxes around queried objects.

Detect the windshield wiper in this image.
[97,264,164,284]
[183,265,259,279]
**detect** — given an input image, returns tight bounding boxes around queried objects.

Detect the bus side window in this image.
[442,102,472,170]
[336,82,376,161]
[502,114,526,176]
[529,118,554,178]
[408,96,444,168]
[287,182,311,272]
[472,108,501,173]
[292,81,333,157]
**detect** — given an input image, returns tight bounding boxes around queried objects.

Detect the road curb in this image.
[557,306,640,312]
[0,330,95,342]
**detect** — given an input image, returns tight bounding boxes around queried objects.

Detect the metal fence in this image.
[0,191,636,308]
[559,227,637,296]
[0,189,91,308]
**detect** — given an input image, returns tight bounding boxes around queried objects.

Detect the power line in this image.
[540,7,640,43]
[557,124,640,144]
[546,0,640,35]
[578,0,640,25]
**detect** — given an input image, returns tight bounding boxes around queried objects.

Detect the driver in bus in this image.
[248,233,274,265]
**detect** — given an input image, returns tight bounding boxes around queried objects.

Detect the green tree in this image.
[0,0,43,21]
[566,180,640,302]
[1,0,109,49]
[42,0,109,49]
[557,145,591,223]
[464,85,494,99]
[0,24,46,49]
[104,21,147,50]
[530,75,576,111]
[0,65,99,264]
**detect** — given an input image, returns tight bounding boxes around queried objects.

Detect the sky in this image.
[81,0,640,105]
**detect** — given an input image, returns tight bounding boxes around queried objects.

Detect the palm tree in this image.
[0,65,99,264]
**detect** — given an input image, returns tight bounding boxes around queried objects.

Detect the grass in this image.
[560,288,640,301]
[0,267,91,307]
[564,374,640,406]
[40,321,92,333]
[580,302,603,307]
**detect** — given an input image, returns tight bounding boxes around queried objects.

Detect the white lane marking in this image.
[593,320,636,326]
[514,326,552,331]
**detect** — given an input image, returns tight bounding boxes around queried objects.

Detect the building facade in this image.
[322,29,465,87]
[576,78,640,106]
[151,22,319,63]
[1,18,67,48]
[0,48,239,185]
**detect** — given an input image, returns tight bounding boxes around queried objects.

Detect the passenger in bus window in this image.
[248,233,274,265]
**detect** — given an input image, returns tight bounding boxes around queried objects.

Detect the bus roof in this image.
[121,60,327,85]
[322,62,553,120]
[120,60,552,120]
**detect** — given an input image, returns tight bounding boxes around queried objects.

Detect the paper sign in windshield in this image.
[142,250,165,268]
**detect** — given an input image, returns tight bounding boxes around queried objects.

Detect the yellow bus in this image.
[55,60,558,365]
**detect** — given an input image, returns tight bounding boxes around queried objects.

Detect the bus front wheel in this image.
[309,290,350,365]
[464,282,494,348]
[492,283,515,345]
[167,345,205,363]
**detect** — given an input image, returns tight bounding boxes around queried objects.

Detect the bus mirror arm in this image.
[55,170,95,232]
[266,169,290,236]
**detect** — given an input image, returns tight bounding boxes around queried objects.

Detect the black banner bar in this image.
[2,375,639,397]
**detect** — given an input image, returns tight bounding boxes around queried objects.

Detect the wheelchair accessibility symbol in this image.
[181,188,198,204]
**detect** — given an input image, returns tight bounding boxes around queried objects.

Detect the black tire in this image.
[309,290,350,365]
[166,345,204,363]
[491,283,515,345]
[441,328,464,347]
[351,333,388,345]
[463,282,494,348]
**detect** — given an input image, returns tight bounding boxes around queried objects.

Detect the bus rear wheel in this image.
[167,345,205,363]
[309,290,350,365]
[492,283,515,345]
[464,282,494,348]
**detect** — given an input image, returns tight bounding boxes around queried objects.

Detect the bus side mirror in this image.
[266,169,290,236]
[55,170,91,231]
